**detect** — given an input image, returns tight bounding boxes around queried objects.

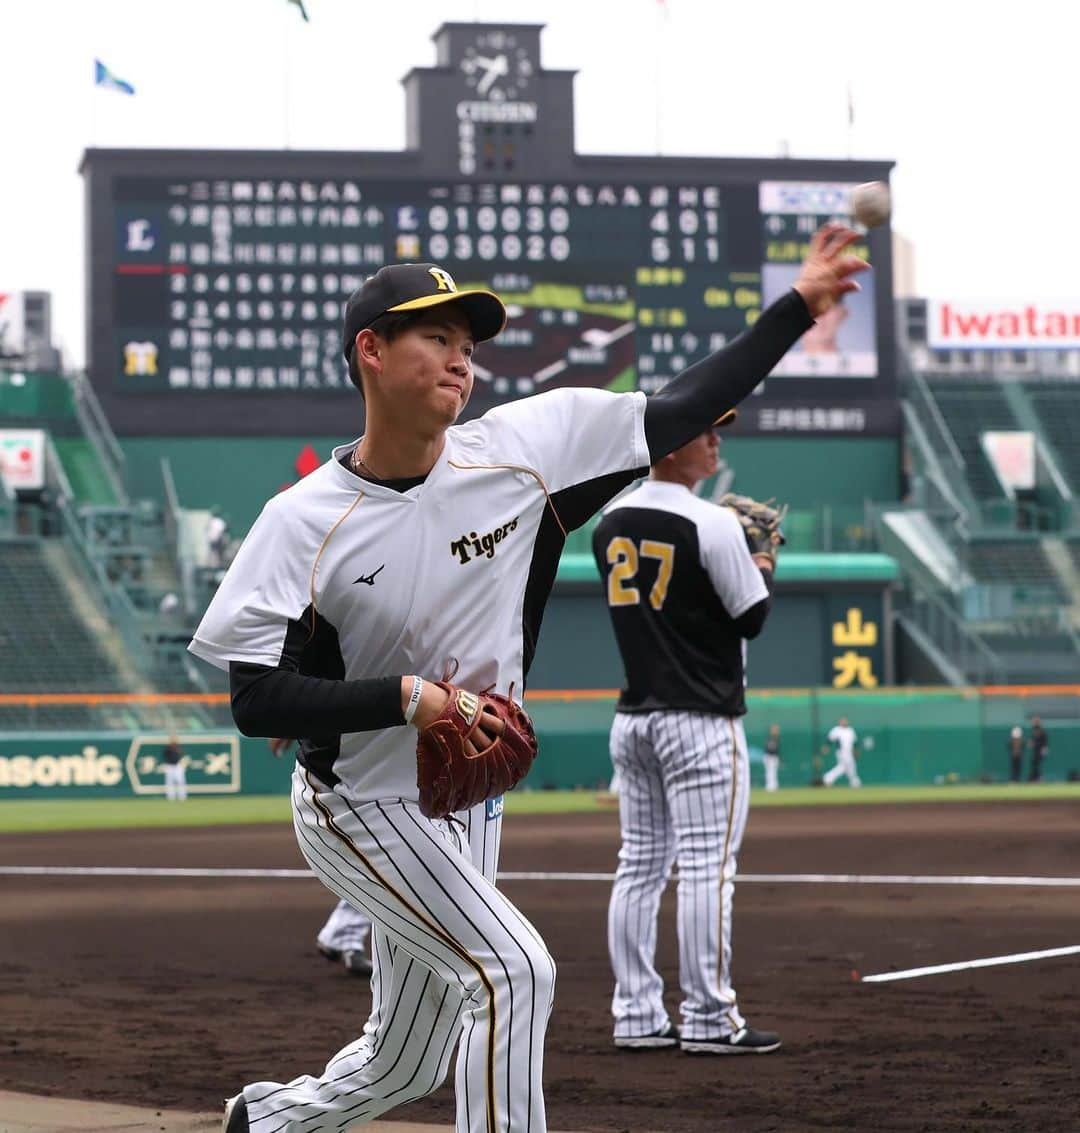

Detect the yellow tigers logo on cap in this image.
[428,267,457,292]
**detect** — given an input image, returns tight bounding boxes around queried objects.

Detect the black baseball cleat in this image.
[222,1094,248,1133]
[613,1022,680,1050]
[342,948,374,977]
[317,943,342,963]
[681,1026,782,1055]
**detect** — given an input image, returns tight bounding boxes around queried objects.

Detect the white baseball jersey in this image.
[828,724,858,758]
[190,386,648,803]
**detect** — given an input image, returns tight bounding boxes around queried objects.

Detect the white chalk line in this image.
[7,866,1076,984]
[862,944,1080,983]
[2,866,1080,886]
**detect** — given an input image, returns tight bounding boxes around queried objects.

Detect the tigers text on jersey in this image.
[190,387,648,802]
[593,480,767,717]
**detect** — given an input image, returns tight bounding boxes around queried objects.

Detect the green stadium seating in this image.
[0,539,124,694]
[964,539,1069,604]
[1023,381,1080,495]
[924,376,1019,500]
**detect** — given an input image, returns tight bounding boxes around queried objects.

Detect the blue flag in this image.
[94,59,135,95]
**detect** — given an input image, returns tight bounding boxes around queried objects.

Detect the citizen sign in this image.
[456,101,538,123]
[928,300,1080,350]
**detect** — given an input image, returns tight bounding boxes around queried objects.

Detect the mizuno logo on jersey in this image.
[449,517,519,565]
[353,564,385,586]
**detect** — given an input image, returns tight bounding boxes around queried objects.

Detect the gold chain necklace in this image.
[350,445,383,480]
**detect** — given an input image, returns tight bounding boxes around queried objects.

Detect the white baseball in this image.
[850,181,891,228]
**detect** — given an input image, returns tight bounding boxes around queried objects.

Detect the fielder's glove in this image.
[719,493,788,567]
[416,682,538,820]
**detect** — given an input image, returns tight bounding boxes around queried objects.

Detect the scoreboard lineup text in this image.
[111,175,876,404]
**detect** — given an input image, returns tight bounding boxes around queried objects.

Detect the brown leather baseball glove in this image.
[719,492,788,567]
[416,682,538,820]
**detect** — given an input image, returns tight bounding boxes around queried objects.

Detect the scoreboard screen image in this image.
[109,175,878,402]
[82,23,895,436]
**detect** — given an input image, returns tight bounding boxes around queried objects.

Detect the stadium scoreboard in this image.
[83,22,896,437]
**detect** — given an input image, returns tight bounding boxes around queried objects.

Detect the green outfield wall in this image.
[2,688,1076,799]
[122,436,339,531]
[719,436,901,508]
[532,555,896,689]
[120,436,900,537]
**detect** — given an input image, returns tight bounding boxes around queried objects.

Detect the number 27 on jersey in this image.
[605,537,676,610]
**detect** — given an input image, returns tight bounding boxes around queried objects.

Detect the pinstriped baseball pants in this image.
[608,711,750,1042]
[238,767,555,1133]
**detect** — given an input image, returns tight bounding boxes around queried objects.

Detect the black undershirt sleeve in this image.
[732,569,774,640]
[229,663,405,738]
[644,289,814,461]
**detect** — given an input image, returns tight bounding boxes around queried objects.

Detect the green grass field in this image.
[1,783,1077,834]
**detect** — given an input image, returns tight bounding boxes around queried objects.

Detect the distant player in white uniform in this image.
[594,424,781,1055]
[191,229,866,1132]
[762,723,781,793]
[823,716,861,787]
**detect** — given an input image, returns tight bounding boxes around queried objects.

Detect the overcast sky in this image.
[3,0,1075,367]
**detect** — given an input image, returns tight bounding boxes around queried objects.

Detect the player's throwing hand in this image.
[793,222,871,317]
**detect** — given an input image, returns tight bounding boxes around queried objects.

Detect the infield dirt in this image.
[2,800,1078,1132]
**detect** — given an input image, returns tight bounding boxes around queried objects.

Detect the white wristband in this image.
[403,675,424,724]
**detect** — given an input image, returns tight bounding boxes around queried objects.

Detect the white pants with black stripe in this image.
[608,711,750,1042]
[239,768,555,1133]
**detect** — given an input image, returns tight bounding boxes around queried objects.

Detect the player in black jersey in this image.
[593,423,781,1055]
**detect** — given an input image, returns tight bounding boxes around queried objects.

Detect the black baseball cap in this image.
[342,263,507,361]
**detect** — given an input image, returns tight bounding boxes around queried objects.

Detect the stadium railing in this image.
[69,370,129,505]
[52,489,149,674]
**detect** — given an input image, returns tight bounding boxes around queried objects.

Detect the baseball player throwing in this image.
[191,224,867,1132]
[823,715,862,787]
[594,426,782,1055]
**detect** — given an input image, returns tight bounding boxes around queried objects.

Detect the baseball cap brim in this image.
[713,409,738,428]
[387,289,507,342]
